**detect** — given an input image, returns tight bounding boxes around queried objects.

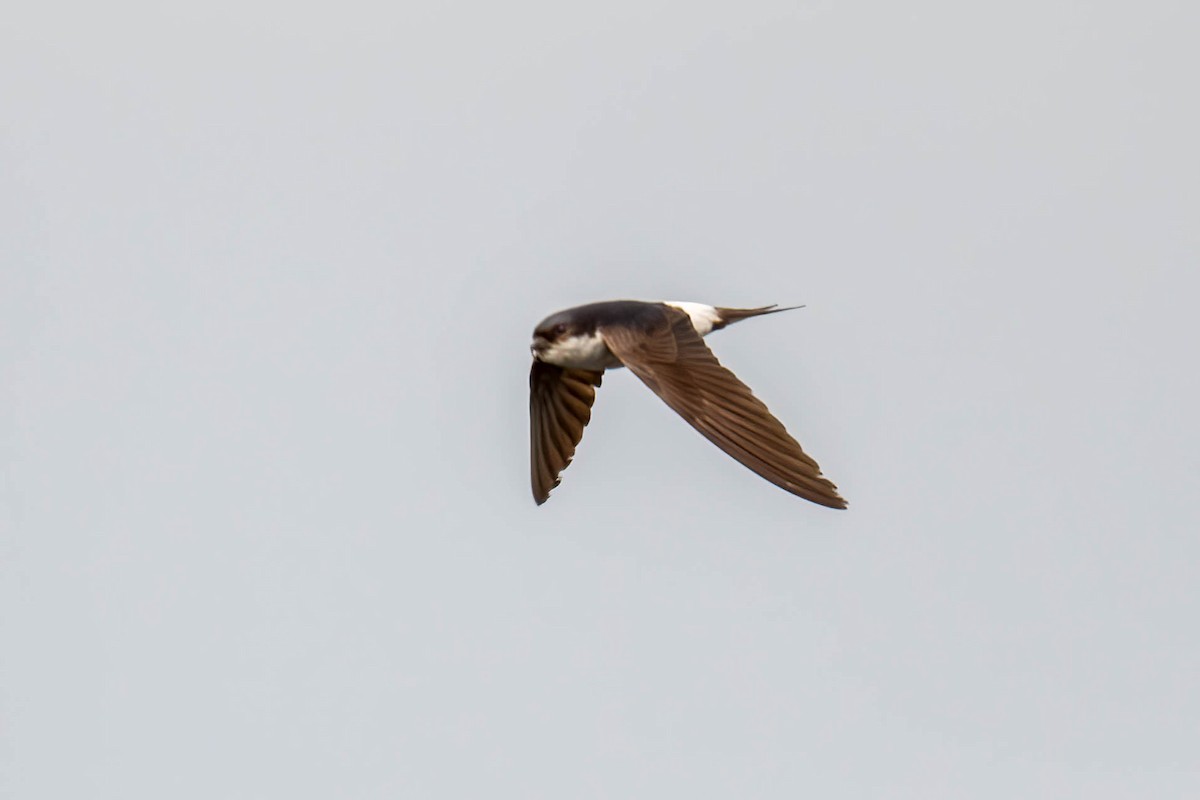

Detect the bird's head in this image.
[530,312,577,360]
[530,309,612,370]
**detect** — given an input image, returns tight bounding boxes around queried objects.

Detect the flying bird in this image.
[529,300,846,508]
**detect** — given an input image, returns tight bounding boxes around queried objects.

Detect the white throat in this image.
[537,332,615,370]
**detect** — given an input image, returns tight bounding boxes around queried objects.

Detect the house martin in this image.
[529,300,846,508]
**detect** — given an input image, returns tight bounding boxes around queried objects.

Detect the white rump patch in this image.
[664,301,721,337]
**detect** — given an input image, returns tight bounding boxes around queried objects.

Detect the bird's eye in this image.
[553,323,567,335]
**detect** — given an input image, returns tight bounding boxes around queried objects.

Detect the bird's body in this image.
[529,299,847,508]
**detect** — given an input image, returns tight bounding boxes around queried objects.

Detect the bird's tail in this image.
[712,304,804,330]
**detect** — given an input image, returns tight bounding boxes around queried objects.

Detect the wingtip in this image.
[793,487,848,509]
[814,482,848,510]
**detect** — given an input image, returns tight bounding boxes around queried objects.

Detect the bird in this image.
[529,299,846,508]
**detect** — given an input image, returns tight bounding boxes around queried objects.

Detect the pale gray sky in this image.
[3,1,1198,797]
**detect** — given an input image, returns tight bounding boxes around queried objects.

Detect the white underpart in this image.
[664,301,721,336]
[538,332,615,370]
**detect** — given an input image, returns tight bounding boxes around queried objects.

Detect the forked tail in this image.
[713,304,805,330]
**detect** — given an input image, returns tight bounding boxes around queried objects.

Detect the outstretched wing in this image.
[529,360,604,505]
[601,307,846,508]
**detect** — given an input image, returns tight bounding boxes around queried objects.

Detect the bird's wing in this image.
[601,306,846,508]
[529,360,604,505]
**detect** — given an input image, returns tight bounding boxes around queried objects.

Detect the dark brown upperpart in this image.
[600,305,846,508]
[534,300,676,342]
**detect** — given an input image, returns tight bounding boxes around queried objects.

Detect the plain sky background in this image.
[3,1,1198,797]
